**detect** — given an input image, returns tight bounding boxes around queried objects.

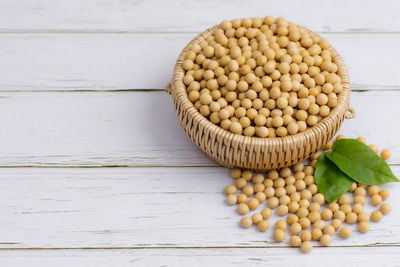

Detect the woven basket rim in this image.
[170,19,350,152]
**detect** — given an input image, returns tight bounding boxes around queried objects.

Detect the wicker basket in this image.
[166,21,354,171]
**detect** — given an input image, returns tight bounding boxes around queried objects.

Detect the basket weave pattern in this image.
[168,24,351,171]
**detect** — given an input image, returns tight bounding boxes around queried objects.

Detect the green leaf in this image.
[327,139,399,185]
[315,153,354,202]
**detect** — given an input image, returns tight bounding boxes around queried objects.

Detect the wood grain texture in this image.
[0,167,398,248]
[0,247,400,267]
[1,33,400,91]
[0,91,398,167]
[1,0,400,33]
[1,1,399,264]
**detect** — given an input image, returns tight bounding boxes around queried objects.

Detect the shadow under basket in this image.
[166,22,355,171]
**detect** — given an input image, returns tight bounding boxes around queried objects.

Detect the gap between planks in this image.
[2,30,400,34]
[0,165,221,168]
[1,164,400,169]
[0,88,399,93]
[0,243,399,250]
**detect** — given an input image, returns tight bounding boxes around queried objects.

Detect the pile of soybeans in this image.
[224,135,392,253]
[178,15,394,254]
[182,16,342,137]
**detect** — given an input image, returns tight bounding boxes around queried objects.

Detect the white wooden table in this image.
[1,1,400,266]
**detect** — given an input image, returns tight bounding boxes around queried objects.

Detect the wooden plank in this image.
[1,0,400,33]
[0,91,398,167]
[0,247,400,267]
[0,33,400,91]
[0,167,398,248]
[0,91,213,167]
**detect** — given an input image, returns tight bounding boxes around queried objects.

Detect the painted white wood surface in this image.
[0,247,399,267]
[0,0,399,33]
[1,0,400,265]
[0,167,398,248]
[1,33,399,91]
[0,91,398,167]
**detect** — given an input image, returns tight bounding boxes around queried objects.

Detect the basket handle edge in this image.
[165,82,172,95]
[345,107,355,119]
